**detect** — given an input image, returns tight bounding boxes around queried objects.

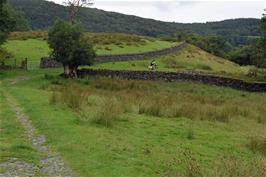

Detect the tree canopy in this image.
[0,0,15,45]
[48,19,95,76]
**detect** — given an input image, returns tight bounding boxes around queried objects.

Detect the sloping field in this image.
[3,33,176,69]
[92,44,241,74]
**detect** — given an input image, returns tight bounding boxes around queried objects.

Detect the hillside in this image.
[10,0,260,39]
[5,33,266,82]
[3,32,176,69]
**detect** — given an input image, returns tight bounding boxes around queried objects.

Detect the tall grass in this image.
[249,136,266,155]
[50,77,266,125]
[49,83,88,110]
[162,150,266,177]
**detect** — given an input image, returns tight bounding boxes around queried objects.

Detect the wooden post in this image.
[25,58,28,70]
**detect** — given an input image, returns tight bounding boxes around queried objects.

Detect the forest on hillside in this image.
[10,0,260,42]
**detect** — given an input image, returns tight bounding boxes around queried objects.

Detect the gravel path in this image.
[0,92,74,177]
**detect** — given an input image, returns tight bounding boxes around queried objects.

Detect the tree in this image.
[63,0,93,24]
[8,5,31,31]
[260,10,266,58]
[254,9,266,67]
[48,19,95,77]
[0,0,15,45]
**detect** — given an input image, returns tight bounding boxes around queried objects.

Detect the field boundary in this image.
[77,69,266,92]
[40,42,186,68]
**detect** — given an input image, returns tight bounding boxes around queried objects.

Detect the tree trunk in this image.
[64,65,71,76]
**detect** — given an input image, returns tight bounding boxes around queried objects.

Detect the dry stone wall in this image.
[77,69,266,92]
[40,42,186,68]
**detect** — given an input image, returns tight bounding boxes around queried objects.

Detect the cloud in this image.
[48,0,265,22]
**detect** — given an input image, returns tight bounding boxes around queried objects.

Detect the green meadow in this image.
[3,32,176,69]
[0,69,265,176]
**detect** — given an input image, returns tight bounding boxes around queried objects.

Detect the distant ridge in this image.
[10,0,260,38]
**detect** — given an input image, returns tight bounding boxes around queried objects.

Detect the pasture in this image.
[0,69,265,176]
[1,31,266,176]
[3,32,176,69]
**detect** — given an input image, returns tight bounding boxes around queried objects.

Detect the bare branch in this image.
[63,0,94,24]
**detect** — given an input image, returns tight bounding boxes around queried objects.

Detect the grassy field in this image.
[3,32,266,82]
[1,69,265,176]
[3,38,175,69]
[92,44,239,72]
[91,44,266,81]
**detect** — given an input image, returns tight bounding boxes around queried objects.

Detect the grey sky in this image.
[48,0,265,23]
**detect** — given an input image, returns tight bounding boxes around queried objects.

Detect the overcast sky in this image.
[48,0,265,23]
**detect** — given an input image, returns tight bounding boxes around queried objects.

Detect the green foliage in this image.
[0,48,13,64]
[48,19,95,73]
[0,0,15,45]
[228,14,266,68]
[160,32,233,59]
[8,4,30,31]
[10,0,260,40]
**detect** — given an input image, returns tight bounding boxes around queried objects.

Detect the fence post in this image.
[25,58,28,70]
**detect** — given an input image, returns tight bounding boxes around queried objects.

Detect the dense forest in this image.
[10,0,260,44]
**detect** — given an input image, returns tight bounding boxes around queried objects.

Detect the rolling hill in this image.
[10,0,260,39]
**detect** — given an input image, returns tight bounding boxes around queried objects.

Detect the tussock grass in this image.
[212,156,266,177]
[249,136,266,155]
[49,83,88,110]
[51,77,266,124]
[162,150,266,177]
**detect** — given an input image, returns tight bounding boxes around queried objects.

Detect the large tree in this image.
[48,19,95,77]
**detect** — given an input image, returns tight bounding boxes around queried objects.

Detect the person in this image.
[149,60,157,71]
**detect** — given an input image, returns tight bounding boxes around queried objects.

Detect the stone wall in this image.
[77,69,266,92]
[39,42,186,68]
[40,57,62,68]
[96,42,186,62]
